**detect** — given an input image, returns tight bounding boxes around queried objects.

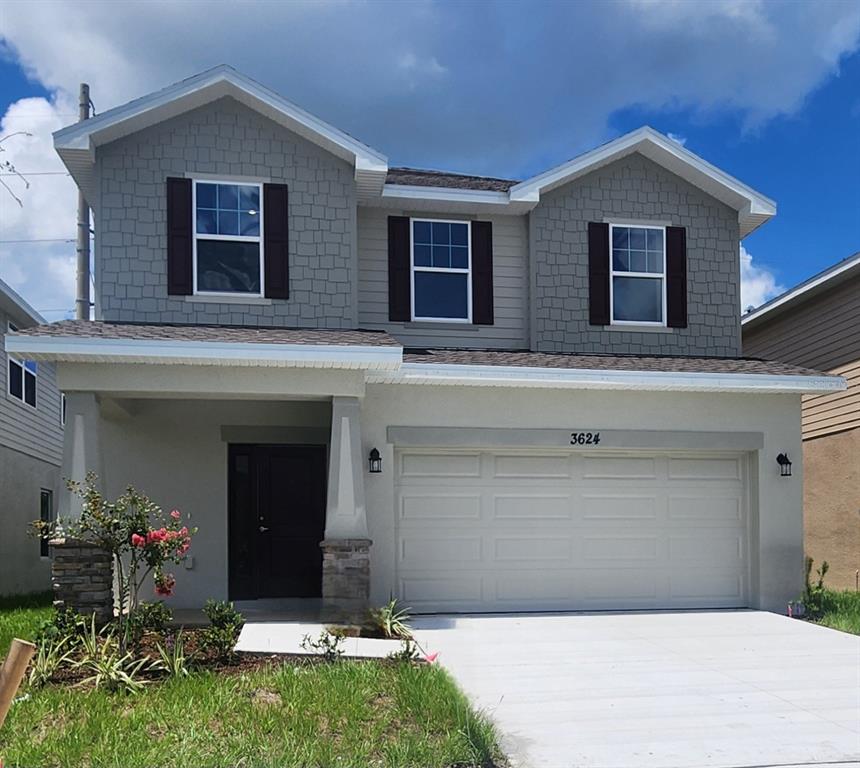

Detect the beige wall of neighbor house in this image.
[743,270,860,590]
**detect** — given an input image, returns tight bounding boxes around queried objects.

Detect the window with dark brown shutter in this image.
[665,226,687,328]
[471,220,494,325]
[263,183,289,299]
[388,216,411,321]
[588,222,610,326]
[166,177,193,296]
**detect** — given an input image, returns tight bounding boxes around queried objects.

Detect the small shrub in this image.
[803,556,830,617]
[387,637,420,663]
[152,630,190,678]
[369,598,413,639]
[73,615,150,693]
[127,601,172,648]
[28,634,75,688]
[35,606,88,647]
[200,599,244,661]
[301,630,345,661]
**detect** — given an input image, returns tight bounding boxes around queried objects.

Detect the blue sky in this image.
[0,0,858,318]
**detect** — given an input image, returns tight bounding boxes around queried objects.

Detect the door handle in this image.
[259,525,270,533]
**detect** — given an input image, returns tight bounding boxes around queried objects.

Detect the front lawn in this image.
[811,588,860,635]
[0,595,502,768]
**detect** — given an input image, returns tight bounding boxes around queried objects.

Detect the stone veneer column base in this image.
[320,539,372,612]
[49,538,114,625]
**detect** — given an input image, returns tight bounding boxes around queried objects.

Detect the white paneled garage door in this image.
[395,449,749,612]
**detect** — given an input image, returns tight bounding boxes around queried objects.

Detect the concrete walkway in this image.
[410,611,860,768]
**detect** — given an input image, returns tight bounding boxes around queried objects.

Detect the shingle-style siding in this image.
[94,96,357,327]
[357,208,529,348]
[0,308,63,466]
[530,154,741,356]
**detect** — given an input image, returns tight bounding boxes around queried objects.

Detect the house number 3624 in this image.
[570,432,601,445]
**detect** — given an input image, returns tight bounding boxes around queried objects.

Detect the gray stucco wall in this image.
[530,153,741,356]
[94,96,357,327]
[0,444,58,595]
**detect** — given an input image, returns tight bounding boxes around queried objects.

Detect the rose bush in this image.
[33,472,197,652]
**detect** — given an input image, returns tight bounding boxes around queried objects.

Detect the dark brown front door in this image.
[228,445,327,600]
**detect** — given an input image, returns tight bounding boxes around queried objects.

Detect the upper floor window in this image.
[411,219,471,322]
[193,181,263,296]
[7,322,37,408]
[610,224,666,325]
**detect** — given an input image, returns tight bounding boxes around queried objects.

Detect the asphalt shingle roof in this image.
[12,320,401,347]
[402,348,833,378]
[386,167,518,192]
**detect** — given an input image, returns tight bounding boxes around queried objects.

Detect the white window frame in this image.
[6,321,37,409]
[608,223,667,327]
[192,179,265,298]
[410,217,472,323]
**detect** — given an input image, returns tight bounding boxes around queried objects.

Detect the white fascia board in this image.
[0,278,45,326]
[369,362,845,394]
[742,252,860,327]
[381,184,512,207]
[54,65,387,173]
[4,334,403,370]
[510,127,776,231]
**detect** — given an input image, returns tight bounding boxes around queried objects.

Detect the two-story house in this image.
[0,278,64,594]
[743,253,860,590]
[6,66,844,614]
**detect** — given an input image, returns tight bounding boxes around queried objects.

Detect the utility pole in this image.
[75,82,91,320]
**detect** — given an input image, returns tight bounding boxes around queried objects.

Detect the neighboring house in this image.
[5,66,844,615]
[743,253,860,590]
[0,278,64,594]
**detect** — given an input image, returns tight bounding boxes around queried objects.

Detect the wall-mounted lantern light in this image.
[776,453,792,477]
[368,448,382,474]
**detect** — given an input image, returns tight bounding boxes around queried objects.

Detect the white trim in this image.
[382,185,510,206]
[410,217,473,323]
[368,362,846,394]
[510,127,776,238]
[192,179,264,299]
[609,223,667,327]
[0,278,45,326]
[6,320,37,409]
[4,334,403,370]
[742,251,860,327]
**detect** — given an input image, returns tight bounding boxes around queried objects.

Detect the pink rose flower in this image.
[130,533,146,548]
[170,510,181,520]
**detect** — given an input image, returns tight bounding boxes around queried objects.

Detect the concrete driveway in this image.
[412,611,860,768]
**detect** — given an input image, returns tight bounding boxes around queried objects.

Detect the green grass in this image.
[0,592,52,657]
[0,595,502,768]
[813,588,860,635]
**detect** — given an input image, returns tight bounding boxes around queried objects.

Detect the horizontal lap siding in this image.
[357,208,529,348]
[743,276,860,440]
[0,308,63,466]
[743,278,860,371]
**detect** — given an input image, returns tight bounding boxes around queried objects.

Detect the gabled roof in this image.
[509,127,776,238]
[54,65,389,202]
[0,278,44,329]
[742,251,860,328]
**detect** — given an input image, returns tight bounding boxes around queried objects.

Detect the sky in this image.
[0,0,858,321]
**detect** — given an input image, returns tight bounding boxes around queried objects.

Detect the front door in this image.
[228,444,327,600]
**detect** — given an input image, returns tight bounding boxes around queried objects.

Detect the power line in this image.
[0,172,71,177]
[0,238,76,244]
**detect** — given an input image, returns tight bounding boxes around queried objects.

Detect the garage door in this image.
[395,449,749,612]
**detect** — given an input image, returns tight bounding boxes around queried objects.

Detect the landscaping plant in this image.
[32,472,196,653]
[153,630,190,678]
[803,556,830,617]
[28,633,75,688]
[301,629,346,661]
[73,616,151,693]
[200,599,244,661]
[370,598,413,639]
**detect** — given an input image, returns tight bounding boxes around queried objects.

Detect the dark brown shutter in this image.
[666,226,687,328]
[263,183,289,299]
[470,220,494,325]
[588,222,610,326]
[388,216,411,321]
[166,177,193,296]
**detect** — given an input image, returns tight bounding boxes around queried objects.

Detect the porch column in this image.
[321,396,371,608]
[59,392,102,519]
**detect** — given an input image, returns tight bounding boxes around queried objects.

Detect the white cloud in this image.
[0,95,79,319]
[740,244,783,312]
[667,132,687,146]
